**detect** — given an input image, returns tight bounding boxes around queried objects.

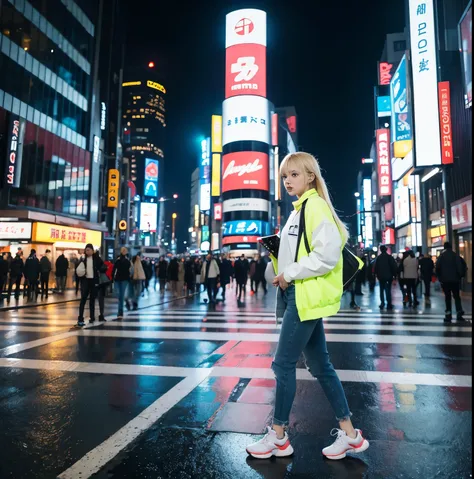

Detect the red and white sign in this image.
[271,113,278,146]
[225,9,267,47]
[222,152,269,192]
[438,81,454,165]
[376,129,392,197]
[0,221,32,240]
[378,62,394,85]
[225,43,266,98]
[382,227,396,245]
[451,197,472,230]
[222,235,260,245]
[214,203,222,221]
[6,117,21,187]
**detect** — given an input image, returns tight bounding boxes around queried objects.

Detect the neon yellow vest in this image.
[271,189,344,321]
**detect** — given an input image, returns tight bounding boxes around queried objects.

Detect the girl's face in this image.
[281,164,314,198]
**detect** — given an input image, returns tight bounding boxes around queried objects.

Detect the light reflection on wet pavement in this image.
[0,285,471,478]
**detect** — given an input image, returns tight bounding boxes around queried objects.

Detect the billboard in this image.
[376,129,392,197]
[214,202,222,221]
[409,0,442,167]
[107,169,120,208]
[390,55,412,144]
[438,81,454,165]
[144,159,158,197]
[222,236,260,246]
[226,43,266,98]
[140,202,158,232]
[459,3,472,108]
[211,115,223,152]
[222,95,270,145]
[394,185,411,228]
[211,153,221,196]
[222,152,269,192]
[378,61,396,85]
[199,137,211,211]
[200,183,211,212]
[223,220,268,236]
[377,96,391,117]
[5,115,24,188]
[226,9,267,48]
[223,197,269,213]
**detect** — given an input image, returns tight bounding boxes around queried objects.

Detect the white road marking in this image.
[0,358,470,388]
[0,331,78,356]
[57,368,211,479]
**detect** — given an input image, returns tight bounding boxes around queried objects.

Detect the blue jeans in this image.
[379,279,392,306]
[272,285,351,426]
[115,280,129,315]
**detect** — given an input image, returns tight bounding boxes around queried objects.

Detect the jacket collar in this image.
[293,188,318,211]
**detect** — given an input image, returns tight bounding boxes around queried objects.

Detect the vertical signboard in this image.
[211,153,221,196]
[409,0,442,167]
[211,115,223,152]
[378,61,395,85]
[5,115,24,188]
[199,137,211,211]
[144,159,159,197]
[107,169,120,208]
[376,129,392,197]
[438,81,454,165]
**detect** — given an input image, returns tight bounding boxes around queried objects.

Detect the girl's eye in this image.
[292,173,298,177]
[282,175,287,180]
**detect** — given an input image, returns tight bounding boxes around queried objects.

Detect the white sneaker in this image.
[246,426,294,459]
[322,428,369,460]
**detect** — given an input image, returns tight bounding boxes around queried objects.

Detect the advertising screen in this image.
[222,152,269,192]
[225,43,266,98]
[222,96,270,145]
[223,197,269,213]
[394,185,411,228]
[438,81,454,165]
[144,158,158,197]
[409,0,442,167]
[377,96,391,117]
[0,222,32,240]
[226,9,267,48]
[459,3,472,108]
[211,115,223,153]
[378,61,396,85]
[223,220,268,237]
[200,183,211,212]
[376,129,392,197]
[140,202,158,232]
[390,55,412,144]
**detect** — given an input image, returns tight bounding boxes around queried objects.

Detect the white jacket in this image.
[278,208,342,283]
[402,256,418,279]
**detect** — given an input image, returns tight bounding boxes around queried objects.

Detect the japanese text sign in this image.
[438,81,454,165]
[376,129,392,197]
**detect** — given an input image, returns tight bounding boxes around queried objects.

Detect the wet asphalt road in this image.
[0,283,471,479]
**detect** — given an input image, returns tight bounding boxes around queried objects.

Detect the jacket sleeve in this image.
[283,218,342,282]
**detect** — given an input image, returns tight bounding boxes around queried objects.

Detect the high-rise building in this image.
[0,0,106,264]
[121,67,166,247]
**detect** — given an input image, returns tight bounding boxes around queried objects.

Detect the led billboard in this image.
[222,152,269,192]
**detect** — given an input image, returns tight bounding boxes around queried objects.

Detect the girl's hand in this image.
[273,273,289,290]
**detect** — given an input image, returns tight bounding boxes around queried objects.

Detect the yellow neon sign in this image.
[146,80,166,93]
[122,81,142,87]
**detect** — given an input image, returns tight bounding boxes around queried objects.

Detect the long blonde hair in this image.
[280,152,348,245]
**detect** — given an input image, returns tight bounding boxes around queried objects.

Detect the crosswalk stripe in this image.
[74,328,472,345]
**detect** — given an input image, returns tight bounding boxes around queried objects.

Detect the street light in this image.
[172,213,177,245]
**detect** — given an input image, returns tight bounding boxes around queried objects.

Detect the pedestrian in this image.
[402,250,419,307]
[354,254,365,295]
[71,254,81,294]
[435,242,467,322]
[75,244,104,326]
[219,254,234,301]
[95,249,109,322]
[367,254,377,292]
[55,252,69,294]
[0,253,8,300]
[142,257,153,294]
[184,257,196,297]
[194,257,203,293]
[234,254,250,304]
[419,252,435,305]
[156,256,168,295]
[246,152,369,460]
[254,254,268,294]
[168,257,179,296]
[249,256,257,293]
[130,253,146,310]
[4,252,12,292]
[39,249,52,298]
[7,251,24,300]
[112,247,132,319]
[374,245,397,310]
[177,257,185,295]
[201,253,220,304]
[24,249,40,300]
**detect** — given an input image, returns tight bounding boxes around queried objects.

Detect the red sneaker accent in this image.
[246,449,273,455]
[276,439,291,450]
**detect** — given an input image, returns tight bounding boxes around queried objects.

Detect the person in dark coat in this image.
[55,253,69,293]
[374,245,398,310]
[436,242,467,322]
[254,254,268,294]
[0,254,8,300]
[112,247,132,318]
[156,256,168,295]
[24,249,40,299]
[234,255,250,303]
[219,254,234,301]
[184,258,196,297]
[8,252,24,299]
[418,252,435,304]
[39,249,52,298]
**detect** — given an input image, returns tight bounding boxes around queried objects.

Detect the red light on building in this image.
[148,61,155,68]
[378,62,394,85]
[286,115,296,133]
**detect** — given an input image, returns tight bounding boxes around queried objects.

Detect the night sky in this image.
[126,1,406,243]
